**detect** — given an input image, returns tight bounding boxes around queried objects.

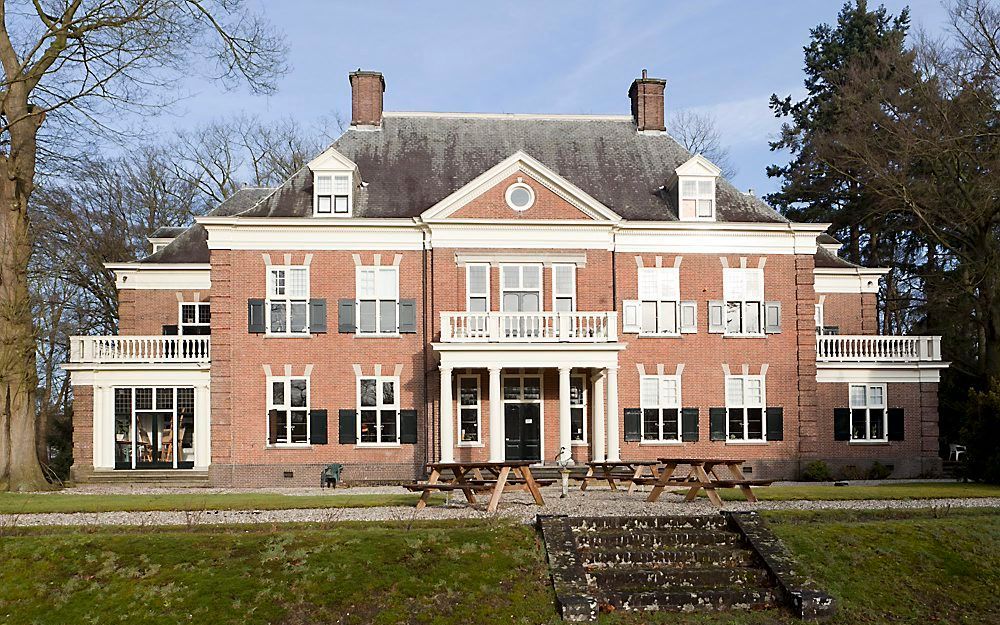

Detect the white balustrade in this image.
[70,335,211,363]
[440,311,618,343]
[816,334,942,362]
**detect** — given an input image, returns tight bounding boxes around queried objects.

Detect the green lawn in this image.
[1,509,998,625]
[0,492,442,514]
[676,481,1000,501]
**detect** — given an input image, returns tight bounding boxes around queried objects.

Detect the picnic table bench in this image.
[580,460,662,494]
[646,458,773,507]
[405,461,545,513]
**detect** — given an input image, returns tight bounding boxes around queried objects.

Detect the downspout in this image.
[420,225,433,474]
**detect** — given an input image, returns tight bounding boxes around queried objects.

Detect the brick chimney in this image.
[628,69,666,132]
[348,70,385,127]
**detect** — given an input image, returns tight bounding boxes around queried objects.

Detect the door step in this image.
[83,470,210,487]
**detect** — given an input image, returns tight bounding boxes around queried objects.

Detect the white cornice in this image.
[425,221,614,250]
[814,267,890,294]
[816,361,949,383]
[107,263,211,290]
[616,221,829,255]
[420,150,622,223]
[200,217,425,251]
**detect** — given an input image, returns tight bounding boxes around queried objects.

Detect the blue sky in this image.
[164,0,951,198]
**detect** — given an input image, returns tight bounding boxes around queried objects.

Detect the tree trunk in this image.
[0,109,49,491]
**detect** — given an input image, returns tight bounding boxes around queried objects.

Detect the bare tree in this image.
[667,109,737,179]
[0,1,286,491]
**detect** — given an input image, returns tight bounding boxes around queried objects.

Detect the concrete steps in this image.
[603,587,781,612]
[84,470,210,487]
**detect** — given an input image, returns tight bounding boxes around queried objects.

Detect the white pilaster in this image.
[592,371,606,462]
[440,366,455,463]
[488,366,503,462]
[606,366,620,462]
[194,383,212,469]
[558,366,572,464]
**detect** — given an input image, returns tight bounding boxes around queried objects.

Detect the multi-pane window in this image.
[458,375,480,444]
[680,178,715,219]
[357,266,399,335]
[179,303,211,335]
[500,264,542,312]
[553,264,576,312]
[639,267,680,335]
[726,375,765,440]
[466,264,490,312]
[268,377,309,445]
[850,384,887,441]
[315,174,350,215]
[723,268,764,336]
[267,266,309,334]
[641,375,681,441]
[570,375,587,442]
[358,376,400,444]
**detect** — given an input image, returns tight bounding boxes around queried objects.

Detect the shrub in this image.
[959,380,1000,484]
[801,460,833,482]
[840,465,867,481]
[868,461,892,480]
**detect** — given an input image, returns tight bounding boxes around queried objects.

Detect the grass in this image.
[674,481,1000,501]
[0,508,998,624]
[0,492,443,514]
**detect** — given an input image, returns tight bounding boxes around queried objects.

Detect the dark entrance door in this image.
[504,402,541,462]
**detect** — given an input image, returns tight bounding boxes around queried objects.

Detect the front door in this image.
[504,402,541,462]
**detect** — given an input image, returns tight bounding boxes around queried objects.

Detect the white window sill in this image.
[639,440,684,446]
[849,440,890,445]
[264,333,312,339]
[267,443,312,449]
[571,441,588,447]
[355,443,401,449]
[723,334,766,339]
[638,333,682,338]
[457,442,484,448]
[725,440,769,445]
[354,333,401,339]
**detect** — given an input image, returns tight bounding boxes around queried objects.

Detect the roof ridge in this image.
[382,111,633,122]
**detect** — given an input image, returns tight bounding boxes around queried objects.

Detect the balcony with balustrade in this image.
[68,335,211,367]
[439,311,618,344]
[815,335,942,363]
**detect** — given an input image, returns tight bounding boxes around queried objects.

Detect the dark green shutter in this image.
[338,409,356,444]
[268,409,278,445]
[709,408,726,441]
[399,299,417,334]
[248,299,265,333]
[162,324,179,336]
[681,407,699,442]
[888,408,904,441]
[623,408,641,442]
[309,299,327,333]
[834,408,851,441]
[766,407,784,441]
[338,299,355,333]
[310,409,328,444]
[400,409,418,444]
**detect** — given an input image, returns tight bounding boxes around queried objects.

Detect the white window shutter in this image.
[679,301,697,333]
[708,301,725,333]
[764,301,782,334]
[622,300,642,333]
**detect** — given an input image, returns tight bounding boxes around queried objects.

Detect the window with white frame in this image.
[314,173,351,216]
[850,384,887,441]
[466,264,490,312]
[680,178,715,219]
[570,375,587,442]
[639,267,680,335]
[726,374,765,440]
[357,266,399,335]
[268,377,309,445]
[723,268,764,336]
[179,303,211,335]
[267,266,309,334]
[358,376,399,444]
[641,375,681,441]
[500,264,542,312]
[553,264,576,312]
[458,375,480,444]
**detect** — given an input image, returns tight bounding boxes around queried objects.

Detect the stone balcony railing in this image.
[440,311,618,343]
[69,335,211,364]
[815,334,942,363]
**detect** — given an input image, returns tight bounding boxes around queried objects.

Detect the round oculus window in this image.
[505,182,535,211]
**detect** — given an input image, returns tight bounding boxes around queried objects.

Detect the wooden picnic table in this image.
[405,461,546,513]
[580,460,662,494]
[645,458,772,507]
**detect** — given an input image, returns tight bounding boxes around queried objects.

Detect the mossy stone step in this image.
[588,565,773,591]
[576,528,744,549]
[572,515,729,533]
[583,545,757,568]
[602,587,780,612]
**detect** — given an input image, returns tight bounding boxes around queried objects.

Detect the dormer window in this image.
[674,154,722,222]
[315,174,351,215]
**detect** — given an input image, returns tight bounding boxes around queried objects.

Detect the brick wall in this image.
[70,385,94,482]
[821,292,878,334]
[451,172,590,220]
[118,289,206,335]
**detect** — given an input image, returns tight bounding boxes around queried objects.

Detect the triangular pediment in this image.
[675,154,722,177]
[308,146,359,173]
[420,151,621,223]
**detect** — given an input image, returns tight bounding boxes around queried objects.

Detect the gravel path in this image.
[2,486,998,528]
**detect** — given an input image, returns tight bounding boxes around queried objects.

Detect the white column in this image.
[440,366,455,463]
[194,383,212,469]
[488,366,504,462]
[558,366,573,464]
[92,385,107,469]
[606,366,620,462]
[592,371,606,462]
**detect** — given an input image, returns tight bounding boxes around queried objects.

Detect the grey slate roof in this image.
[814,246,863,269]
[149,226,187,239]
[241,114,787,223]
[141,187,272,264]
